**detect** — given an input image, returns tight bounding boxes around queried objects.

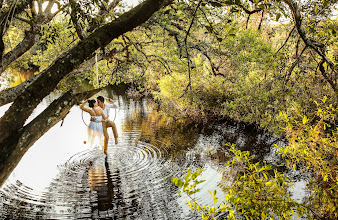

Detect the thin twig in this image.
[258,10,264,30]
[246,14,251,29]
[285,45,308,84]
[179,0,203,99]
[273,26,295,57]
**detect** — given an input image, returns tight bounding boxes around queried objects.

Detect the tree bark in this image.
[283,0,337,96]
[0,28,38,75]
[0,72,40,106]
[0,0,167,144]
[0,0,33,57]
[0,88,102,187]
[0,45,123,107]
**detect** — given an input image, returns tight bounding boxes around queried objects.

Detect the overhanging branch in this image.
[0,87,103,187]
[0,0,168,144]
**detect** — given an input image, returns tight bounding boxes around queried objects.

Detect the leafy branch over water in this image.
[172,100,338,219]
[172,144,307,220]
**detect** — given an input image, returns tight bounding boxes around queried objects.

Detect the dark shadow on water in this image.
[0,87,302,219]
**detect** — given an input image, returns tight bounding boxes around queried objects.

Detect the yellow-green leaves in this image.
[276,13,281,21]
[209,190,218,204]
[302,115,308,125]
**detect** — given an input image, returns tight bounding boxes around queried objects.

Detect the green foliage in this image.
[39,23,61,51]
[224,145,306,220]
[172,99,337,219]
[277,98,338,219]
[7,16,77,74]
[155,27,283,128]
[172,144,306,220]
[171,168,205,196]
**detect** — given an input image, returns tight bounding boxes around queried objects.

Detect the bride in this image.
[80,99,107,151]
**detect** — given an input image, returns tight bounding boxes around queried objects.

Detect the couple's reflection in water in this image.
[88,160,130,219]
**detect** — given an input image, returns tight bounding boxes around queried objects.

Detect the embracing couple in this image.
[80,96,118,156]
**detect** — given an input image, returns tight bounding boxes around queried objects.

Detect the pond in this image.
[0,87,305,219]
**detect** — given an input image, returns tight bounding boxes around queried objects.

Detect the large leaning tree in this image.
[0,0,169,187]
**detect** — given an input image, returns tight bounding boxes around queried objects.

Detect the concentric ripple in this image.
[0,137,201,219]
[0,95,238,219]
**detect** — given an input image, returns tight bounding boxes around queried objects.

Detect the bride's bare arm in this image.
[80,100,92,114]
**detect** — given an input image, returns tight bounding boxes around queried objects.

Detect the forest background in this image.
[0,0,337,219]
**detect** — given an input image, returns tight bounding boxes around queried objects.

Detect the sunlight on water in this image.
[0,89,305,219]
[0,91,224,219]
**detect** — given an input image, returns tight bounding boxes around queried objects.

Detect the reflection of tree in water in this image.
[211,121,280,162]
[0,182,51,219]
[121,97,278,166]
[121,98,202,161]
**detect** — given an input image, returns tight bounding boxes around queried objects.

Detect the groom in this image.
[96,96,118,155]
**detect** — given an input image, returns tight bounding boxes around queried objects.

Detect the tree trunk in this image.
[0,28,37,75]
[0,88,102,187]
[0,0,167,144]
[0,0,33,58]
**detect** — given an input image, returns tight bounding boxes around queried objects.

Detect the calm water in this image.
[0,89,305,219]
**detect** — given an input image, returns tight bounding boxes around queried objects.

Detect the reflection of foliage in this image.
[172,145,307,220]
[121,99,202,160]
[173,99,338,219]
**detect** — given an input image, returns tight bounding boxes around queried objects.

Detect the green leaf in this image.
[209,1,223,7]
[171,177,175,184]
[276,13,281,21]
[205,25,212,33]
[263,172,268,180]
[302,116,308,124]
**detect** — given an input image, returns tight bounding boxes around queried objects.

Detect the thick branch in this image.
[0,88,102,187]
[283,0,333,67]
[0,71,41,106]
[0,48,118,106]
[0,0,167,144]
[0,27,38,75]
[45,0,57,15]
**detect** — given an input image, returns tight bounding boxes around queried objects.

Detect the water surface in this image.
[0,89,304,219]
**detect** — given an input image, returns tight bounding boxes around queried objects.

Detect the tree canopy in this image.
[0,0,337,218]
